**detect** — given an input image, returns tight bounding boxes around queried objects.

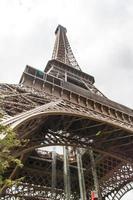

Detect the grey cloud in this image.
[91,0,132,22]
[0,18,58,84]
[109,45,133,69]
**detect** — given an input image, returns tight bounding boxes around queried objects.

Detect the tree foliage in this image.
[0,117,22,191]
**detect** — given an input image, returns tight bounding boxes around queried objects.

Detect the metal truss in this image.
[0,25,133,199]
[52,25,81,70]
[0,83,133,199]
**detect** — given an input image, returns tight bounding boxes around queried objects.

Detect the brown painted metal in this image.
[0,25,133,200]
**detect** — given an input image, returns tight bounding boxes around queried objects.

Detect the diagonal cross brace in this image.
[1,100,62,129]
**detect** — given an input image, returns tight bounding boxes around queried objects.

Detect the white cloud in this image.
[0,0,132,105]
[0,0,132,101]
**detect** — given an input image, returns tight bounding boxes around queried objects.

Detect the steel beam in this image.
[63,146,71,199]
[51,146,57,199]
[89,148,102,200]
[76,148,87,200]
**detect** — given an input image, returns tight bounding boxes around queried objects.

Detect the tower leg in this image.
[51,147,57,199]
[89,148,102,200]
[63,146,71,199]
[76,148,87,200]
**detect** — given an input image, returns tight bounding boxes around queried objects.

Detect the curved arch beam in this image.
[1,101,132,164]
[1,100,133,133]
[112,182,133,200]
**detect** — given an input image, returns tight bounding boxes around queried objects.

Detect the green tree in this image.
[0,117,22,191]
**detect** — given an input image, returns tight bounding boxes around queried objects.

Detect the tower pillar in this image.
[76,148,87,200]
[63,146,71,199]
[89,148,102,200]
[51,147,57,199]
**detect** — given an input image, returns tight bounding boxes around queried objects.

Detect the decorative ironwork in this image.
[0,25,133,200]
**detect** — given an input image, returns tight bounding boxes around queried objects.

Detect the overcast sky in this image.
[0,0,133,198]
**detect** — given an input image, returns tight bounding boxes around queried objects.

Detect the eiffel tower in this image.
[0,25,133,200]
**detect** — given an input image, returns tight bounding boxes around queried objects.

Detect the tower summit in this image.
[52,25,81,70]
[20,25,106,98]
[0,25,133,200]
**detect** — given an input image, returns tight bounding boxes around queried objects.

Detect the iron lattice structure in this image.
[0,25,133,200]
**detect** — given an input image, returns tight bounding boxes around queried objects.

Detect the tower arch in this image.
[0,25,133,199]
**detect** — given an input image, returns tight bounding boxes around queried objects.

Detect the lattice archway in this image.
[1,109,133,200]
[10,110,133,159]
[112,182,133,200]
[0,23,133,199]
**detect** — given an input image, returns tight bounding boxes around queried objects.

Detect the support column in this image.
[51,146,57,199]
[89,148,102,200]
[76,148,87,200]
[63,146,71,199]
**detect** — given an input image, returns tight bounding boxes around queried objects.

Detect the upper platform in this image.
[19,25,133,119]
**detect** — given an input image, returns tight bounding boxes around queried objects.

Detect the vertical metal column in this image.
[51,146,57,199]
[89,148,102,200]
[63,146,71,199]
[76,148,87,200]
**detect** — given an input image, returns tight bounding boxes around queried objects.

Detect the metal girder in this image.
[0,25,133,200]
